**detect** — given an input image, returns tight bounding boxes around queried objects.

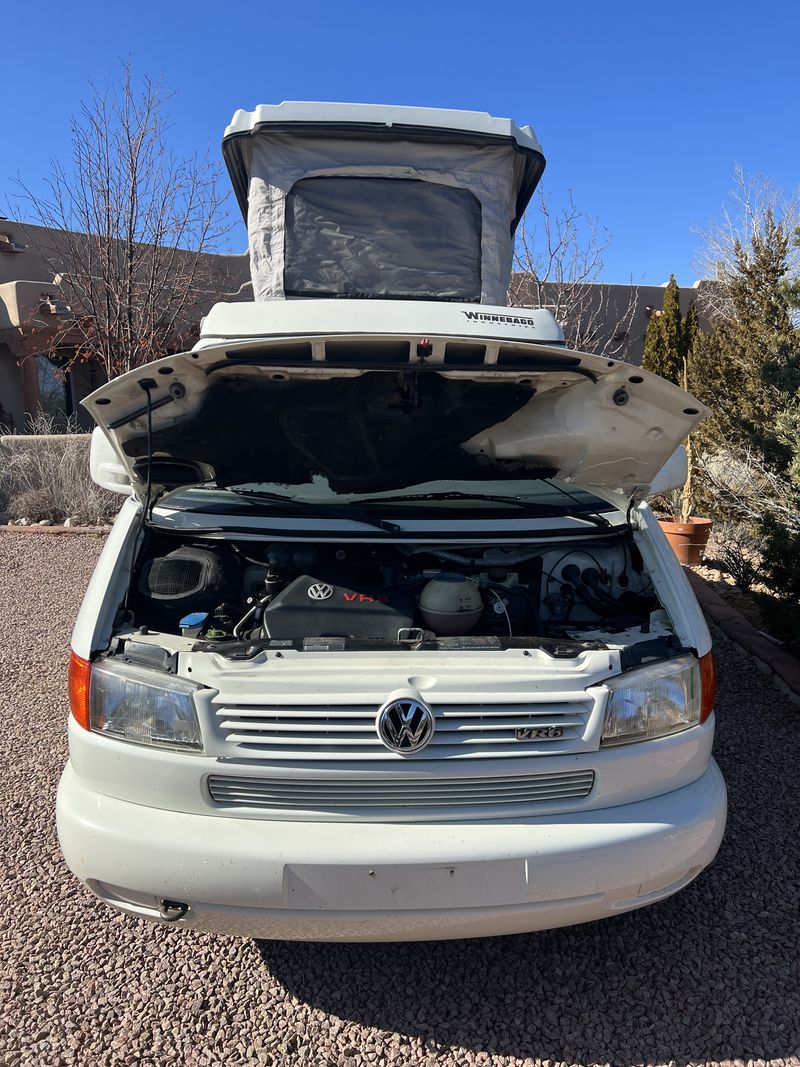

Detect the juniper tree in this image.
[642,275,684,384]
[683,301,700,377]
[691,210,800,473]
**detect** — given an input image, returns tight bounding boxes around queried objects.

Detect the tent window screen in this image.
[283,177,482,301]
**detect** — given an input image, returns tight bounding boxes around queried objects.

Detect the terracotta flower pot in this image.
[658,516,714,566]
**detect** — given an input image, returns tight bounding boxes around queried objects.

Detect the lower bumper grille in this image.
[207,769,595,817]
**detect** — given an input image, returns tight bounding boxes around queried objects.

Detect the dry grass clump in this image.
[0,433,119,525]
[714,522,762,593]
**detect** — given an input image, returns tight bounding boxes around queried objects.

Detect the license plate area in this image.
[284,859,528,911]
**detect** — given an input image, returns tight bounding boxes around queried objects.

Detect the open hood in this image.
[84,302,708,508]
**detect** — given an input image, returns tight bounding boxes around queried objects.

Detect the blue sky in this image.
[3,0,799,286]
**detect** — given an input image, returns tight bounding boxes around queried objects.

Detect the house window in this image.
[35,355,73,428]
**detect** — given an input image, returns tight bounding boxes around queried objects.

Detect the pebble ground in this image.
[0,532,797,1067]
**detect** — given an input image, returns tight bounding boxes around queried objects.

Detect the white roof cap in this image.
[224,100,542,152]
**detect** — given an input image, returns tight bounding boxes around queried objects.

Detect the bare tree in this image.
[697,442,800,533]
[693,164,800,321]
[508,188,639,357]
[15,64,233,381]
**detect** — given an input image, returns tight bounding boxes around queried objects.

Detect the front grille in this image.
[213,699,593,761]
[207,769,595,817]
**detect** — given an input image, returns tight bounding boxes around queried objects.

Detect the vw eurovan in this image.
[56,103,726,940]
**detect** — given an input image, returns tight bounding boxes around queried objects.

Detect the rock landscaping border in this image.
[0,523,111,535]
[686,567,800,706]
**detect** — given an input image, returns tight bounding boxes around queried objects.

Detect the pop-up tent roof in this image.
[222,102,546,305]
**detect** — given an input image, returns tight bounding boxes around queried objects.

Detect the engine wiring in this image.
[488,588,513,636]
[543,549,606,588]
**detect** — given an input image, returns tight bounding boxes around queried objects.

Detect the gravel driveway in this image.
[0,531,798,1067]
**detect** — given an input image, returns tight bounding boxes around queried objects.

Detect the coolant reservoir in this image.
[419,573,483,635]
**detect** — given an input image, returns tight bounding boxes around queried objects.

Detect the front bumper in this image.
[57,760,726,941]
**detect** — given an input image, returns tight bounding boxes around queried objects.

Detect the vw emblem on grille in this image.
[376,697,435,754]
[307,582,334,601]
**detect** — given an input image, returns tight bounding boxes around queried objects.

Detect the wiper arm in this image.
[226,489,401,533]
[539,479,613,528]
[361,489,612,527]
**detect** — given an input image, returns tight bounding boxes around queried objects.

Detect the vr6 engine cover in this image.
[262,575,416,641]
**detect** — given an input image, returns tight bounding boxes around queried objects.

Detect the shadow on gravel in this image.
[256,641,800,1065]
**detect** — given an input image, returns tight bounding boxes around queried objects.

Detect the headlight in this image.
[89,659,204,752]
[601,655,705,747]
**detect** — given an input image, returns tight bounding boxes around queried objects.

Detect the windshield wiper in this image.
[359,490,613,528]
[225,488,401,533]
[539,479,614,528]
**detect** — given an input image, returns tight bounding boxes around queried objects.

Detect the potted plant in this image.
[658,359,713,565]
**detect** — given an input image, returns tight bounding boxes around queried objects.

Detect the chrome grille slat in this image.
[207,769,595,812]
[224,703,581,717]
[223,746,580,761]
[226,734,584,751]
[214,700,593,761]
[212,793,592,808]
[212,791,590,804]
[219,718,586,734]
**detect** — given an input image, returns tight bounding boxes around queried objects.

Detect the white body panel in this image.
[197,299,565,345]
[89,428,133,495]
[58,761,725,941]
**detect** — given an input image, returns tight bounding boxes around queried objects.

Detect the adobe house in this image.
[0,217,249,431]
[0,218,70,431]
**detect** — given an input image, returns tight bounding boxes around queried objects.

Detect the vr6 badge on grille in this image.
[377,698,435,754]
[515,726,565,740]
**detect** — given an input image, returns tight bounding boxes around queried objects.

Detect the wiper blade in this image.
[361,490,560,510]
[360,490,613,527]
[226,489,401,533]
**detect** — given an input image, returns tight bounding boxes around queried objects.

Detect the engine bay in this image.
[125,532,667,652]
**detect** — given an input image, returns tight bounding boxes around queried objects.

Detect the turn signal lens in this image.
[68,652,92,730]
[699,650,716,723]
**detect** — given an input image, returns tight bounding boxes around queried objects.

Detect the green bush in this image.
[759,515,800,602]
[755,515,800,655]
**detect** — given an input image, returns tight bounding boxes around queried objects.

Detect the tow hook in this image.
[158,899,189,922]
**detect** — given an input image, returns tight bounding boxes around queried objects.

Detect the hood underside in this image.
[84,319,708,505]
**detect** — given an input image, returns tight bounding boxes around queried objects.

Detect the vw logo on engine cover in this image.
[307,582,334,601]
[376,698,435,754]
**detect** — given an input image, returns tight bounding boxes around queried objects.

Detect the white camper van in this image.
[57,103,726,941]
